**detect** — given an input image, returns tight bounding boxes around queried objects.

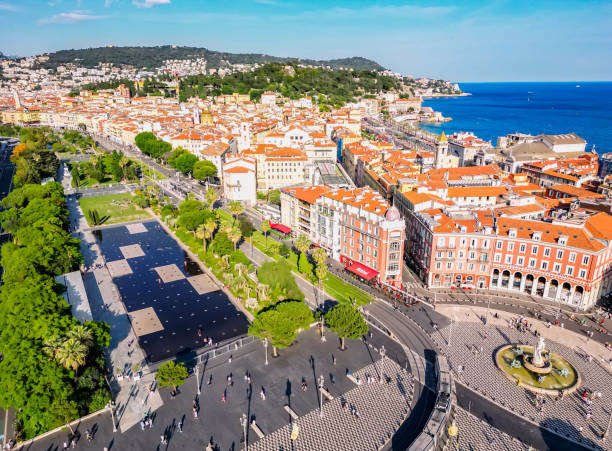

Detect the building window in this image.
[579,269,587,279]
[556,250,563,260]
[544,247,551,257]
[390,242,400,251]
[457,262,464,270]
[343,246,347,254]
[531,246,538,255]
[508,242,514,251]
[436,262,442,270]
[437,237,445,247]
[529,258,536,268]
[388,263,399,272]
[469,252,476,260]
[494,254,501,263]
[517,257,524,265]
[566,266,573,276]
[468,263,474,271]
[541,261,548,270]
[553,263,561,272]
[496,241,503,249]
[519,244,526,253]
[448,251,454,258]
[569,252,576,263]
[349,250,353,258]
[480,264,487,272]
[447,262,453,269]
[459,251,464,258]
[582,255,590,265]
[470,239,476,247]
[505,255,512,264]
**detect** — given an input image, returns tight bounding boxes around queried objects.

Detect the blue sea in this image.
[420,82,612,154]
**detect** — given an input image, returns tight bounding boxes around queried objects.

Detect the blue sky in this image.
[0,0,610,82]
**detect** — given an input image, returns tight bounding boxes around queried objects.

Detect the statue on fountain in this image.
[533,336,546,366]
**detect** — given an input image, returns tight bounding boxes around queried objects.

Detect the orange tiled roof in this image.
[282,185,331,204]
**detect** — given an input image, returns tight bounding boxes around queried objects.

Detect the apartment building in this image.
[311,187,405,286]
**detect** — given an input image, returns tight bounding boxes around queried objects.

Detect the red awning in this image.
[269,221,291,234]
[346,262,379,281]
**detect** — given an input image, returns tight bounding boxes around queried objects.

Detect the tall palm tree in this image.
[67,325,93,348]
[119,155,130,181]
[228,227,242,252]
[206,188,219,208]
[204,217,217,238]
[43,335,65,359]
[228,201,244,224]
[315,263,328,306]
[294,234,312,270]
[195,224,207,252]
[220,222,232,235]
[312,248,328,267]
[260,220,271,250]
[56,338,88,381]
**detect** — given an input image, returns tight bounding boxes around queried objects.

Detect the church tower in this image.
[435,131,448,169]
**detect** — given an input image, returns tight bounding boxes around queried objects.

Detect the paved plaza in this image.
[14,328,417,451]
[432,306,612,450]
[95,221,249,362]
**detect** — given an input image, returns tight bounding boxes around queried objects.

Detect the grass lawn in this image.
[323,273,372,306]
[79,193,151,226]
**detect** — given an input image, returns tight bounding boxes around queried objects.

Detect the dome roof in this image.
[385,206,401,221]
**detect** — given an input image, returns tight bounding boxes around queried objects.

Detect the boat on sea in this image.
[576,84,581,87]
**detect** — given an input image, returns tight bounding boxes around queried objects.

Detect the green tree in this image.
[175,153,198,174]
[228,201,243,224]
[260,220,271,249]
[205,187,219,206]
[325,304,368,350]
[211,231,233,256]
[248,301,313,356]
[294,234,311,270]
[268,189,281,205]
[312,248,328,266]
[155,361,188,391]
[228,226,242,252]
[315,263,328,305]
[279,243,290,258]
[55,337,88,380]
[193,160,218,181]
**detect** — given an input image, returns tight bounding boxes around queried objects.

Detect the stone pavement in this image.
[445,407,531,451]
[251,357,414,451]
[64,186,163,432]
[431,307,612,449]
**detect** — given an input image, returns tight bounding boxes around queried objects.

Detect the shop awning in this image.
[346,262,379,281]
[269,221,291,234]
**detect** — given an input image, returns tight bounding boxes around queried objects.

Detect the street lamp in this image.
[379,345,386,383]
[318,375,324,417]
[263,338,269,366]
[106,400,117,432]
[240,413,248,451]
[195,361,201,395]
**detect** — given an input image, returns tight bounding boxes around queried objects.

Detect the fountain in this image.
[495,336,580,395]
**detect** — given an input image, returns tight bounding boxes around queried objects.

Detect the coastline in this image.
[421,92,471,99]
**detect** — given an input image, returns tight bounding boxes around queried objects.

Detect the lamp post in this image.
[318,375,324,417]
[263,338,269,366]
[379,345,386,383]
[240,413,248,451]
[195,361,201,395]
[106,400,117,432]
[448,315,454,347]
[485,296,491,327]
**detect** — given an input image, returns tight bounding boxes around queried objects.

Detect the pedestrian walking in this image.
[161,434,167,445]
[208,375,212,385]
[140,419,145,431]
[222,391,226,403]
[332,354,336,365]
[193,406,198,419]
[260,387,266,400]
[178,421,183,433]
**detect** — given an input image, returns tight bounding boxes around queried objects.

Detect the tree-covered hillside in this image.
[178,63,402,107]
[34,46,385,71]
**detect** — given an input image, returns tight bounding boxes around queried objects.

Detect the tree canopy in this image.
[325,304,368,350]
[248,300,313,354]
[193,160,217,181]
[134,132,171,160]
[155,361,188,391]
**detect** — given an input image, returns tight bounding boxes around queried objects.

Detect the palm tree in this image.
[56,337,88,380]
[119,155,130,181]
[315,263,328,306]
[195,224,207,252]
[67,325,93,348]
[228,201,244,224]
[260,220,271,250]
[228,226,242,252]
[43,335,65,359]
[219,254,231,272]
[294,234,312,270]
[204,217,217,238]
[223,272,235,287]
[166,216,178,229]
[220,222,232,235]
[312,248,327,267]
[206,188,219,208]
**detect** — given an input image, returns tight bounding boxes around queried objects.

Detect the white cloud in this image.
[133,0,171,8]
[38,10,108,24]
[0,2,18,11]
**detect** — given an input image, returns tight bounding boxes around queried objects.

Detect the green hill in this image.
[34,46,385,71]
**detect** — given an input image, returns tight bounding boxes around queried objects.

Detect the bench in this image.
[320,387,334,401]
[284,404,298,420]
[250,421,264,439]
